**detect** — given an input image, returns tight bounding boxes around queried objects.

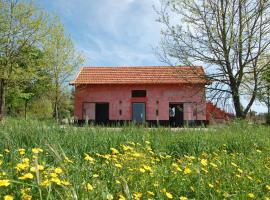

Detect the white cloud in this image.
[38,0,163,66]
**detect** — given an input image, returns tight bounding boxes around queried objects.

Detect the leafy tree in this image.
[43,19,84,121]
[158,0,270,118]
[0,0,48,119]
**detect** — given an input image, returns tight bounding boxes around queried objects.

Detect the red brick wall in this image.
[74,84,206,121]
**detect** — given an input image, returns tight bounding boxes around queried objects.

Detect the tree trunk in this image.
[232,89,245,119]
[54,100,59,122]
[0,79,5,120]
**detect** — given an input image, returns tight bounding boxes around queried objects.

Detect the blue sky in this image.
[37,0,163,66]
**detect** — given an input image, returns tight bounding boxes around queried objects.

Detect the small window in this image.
[132,90,146,97]
[119,110,122,115]
[156,109,159,116]
[119,100,122,104]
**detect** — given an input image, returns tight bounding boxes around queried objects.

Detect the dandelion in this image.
[50,173,58,178]
[266,185,270,191]
[18,173,34,180]
[231,162,238,167]
[86,183,93,191]
[110,148,119,154]
[0,179,10,187]
[143,165,152,171]
[61,180,70,186]
[180,197,188,200]
[210,162,218,168]
[18,148,25,155]
[139,168,145,173]
[223,192,230,198]
[107,193,114,200]
[64,156,74,164]
[208,183,214,188]
[236,174,241,178]
[115,163,123,168]
[248,193,255,198]
[93,174,99,178]
[84,154,95,163]
[147,191,154,196]
[54,167,63,174]
[165,192,173,199]
[200,159,208,166]
[118,194,126,200]
[4,149,10,153]
[4,195,14,200]
[133,192,142,200]
[31,148,43,154]
[184,167,191,174]
[51,177,61,185]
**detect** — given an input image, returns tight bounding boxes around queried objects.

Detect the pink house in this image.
[71,66,208,126]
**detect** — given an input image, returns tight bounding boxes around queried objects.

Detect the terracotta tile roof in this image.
[70,66,208,85]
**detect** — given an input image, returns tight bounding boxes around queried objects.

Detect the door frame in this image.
[95,102,109,124]
[131,102,146,123]
[169,102,184,126]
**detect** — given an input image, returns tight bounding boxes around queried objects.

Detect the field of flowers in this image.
[0,119,270,199]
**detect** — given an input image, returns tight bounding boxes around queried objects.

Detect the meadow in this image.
[0,119,270,200]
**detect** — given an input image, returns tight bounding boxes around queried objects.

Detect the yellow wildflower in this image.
[133,192,142,200]
[208,183,214,188]
[64,156,74,163]
[93,174,99,178]
[84,154,95,163]
[139,168,145,173]
[210,162,218,168]
[18,173,34,180]
[200,159,208,166]
[184,167,191,174]
[110,148,119,154]
[248,193,255,198]
[165,192,173,199]
[143,165,152,171]
[61,180,70,186]
[145,141,151,145]
[231,162,238,167]
[147,191,154,196]
[41,179,50,187]
[118,194,126,200]
[266,185,270,191]
[107,193,114,200]
[18,148,25,155]
[86,183,93,191]
[50,173,58,178]
[31,148,43,154]
[0,179,10,187]
[54,167,63,174]
[30,165,44,172]
[180,197,188,200]
[51,177,61,185]
[4,149,10,153]
[115,163,123,168]
[4,195,14,200]
[22,193,32,200]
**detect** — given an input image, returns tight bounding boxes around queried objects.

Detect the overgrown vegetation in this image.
[0,119,269,199]
[0,0,84,121]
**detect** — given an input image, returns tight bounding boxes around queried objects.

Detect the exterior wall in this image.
[74,84,206,122]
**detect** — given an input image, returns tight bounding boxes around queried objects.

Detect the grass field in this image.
[0,119,270,200]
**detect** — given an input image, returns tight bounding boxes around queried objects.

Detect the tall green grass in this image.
[0,119,269,199]
[1,119,269,156]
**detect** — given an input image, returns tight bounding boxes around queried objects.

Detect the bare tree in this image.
[157,0,270,118]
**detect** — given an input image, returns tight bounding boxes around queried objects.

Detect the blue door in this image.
[132,103,145,123]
